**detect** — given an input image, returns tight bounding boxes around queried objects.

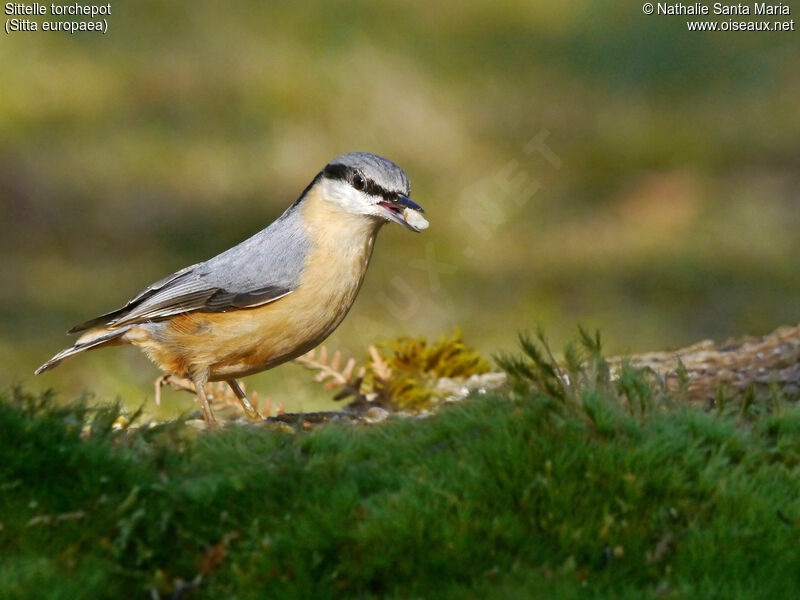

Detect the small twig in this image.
[266,410,360,424]
[295,346,366,391]
[368,345,393,381]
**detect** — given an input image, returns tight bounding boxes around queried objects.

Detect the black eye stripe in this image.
[322,163,350,181]
[323,163,402,203]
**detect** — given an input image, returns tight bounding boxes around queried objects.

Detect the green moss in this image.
[365,329,492,410]
[3,331,800,598]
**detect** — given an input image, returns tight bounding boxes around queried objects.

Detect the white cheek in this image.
[321,179,375,216]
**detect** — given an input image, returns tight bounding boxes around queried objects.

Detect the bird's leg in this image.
[154,374,166,406]
[189,368,217,425]
[226,379,262,421]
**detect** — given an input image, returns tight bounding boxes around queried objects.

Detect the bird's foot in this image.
[226,379,264,421]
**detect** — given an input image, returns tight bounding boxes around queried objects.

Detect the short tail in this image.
[34,326,133,375]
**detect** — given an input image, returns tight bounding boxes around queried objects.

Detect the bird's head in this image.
[316,152,426,232]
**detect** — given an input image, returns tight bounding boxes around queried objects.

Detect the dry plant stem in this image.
[294,346,364,389]
[368,345,392,380]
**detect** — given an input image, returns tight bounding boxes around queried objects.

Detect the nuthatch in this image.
[36,152,428,423]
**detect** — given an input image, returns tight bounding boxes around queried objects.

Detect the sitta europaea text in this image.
[36,152,428,423]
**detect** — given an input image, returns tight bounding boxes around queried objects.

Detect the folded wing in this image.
[69,205,310,333]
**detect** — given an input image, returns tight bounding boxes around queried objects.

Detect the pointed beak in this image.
[395,194,424,213]
[377,194,427,232]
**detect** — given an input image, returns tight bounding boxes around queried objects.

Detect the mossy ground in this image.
[2,334,800,599]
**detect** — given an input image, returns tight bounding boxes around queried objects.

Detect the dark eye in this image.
[352,172,366,191]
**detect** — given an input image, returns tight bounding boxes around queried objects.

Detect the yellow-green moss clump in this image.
[365,330,492,411]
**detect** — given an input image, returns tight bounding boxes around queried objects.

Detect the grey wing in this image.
[68,205,309,333]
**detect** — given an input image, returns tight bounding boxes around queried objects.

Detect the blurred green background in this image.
[1,1,798,416]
